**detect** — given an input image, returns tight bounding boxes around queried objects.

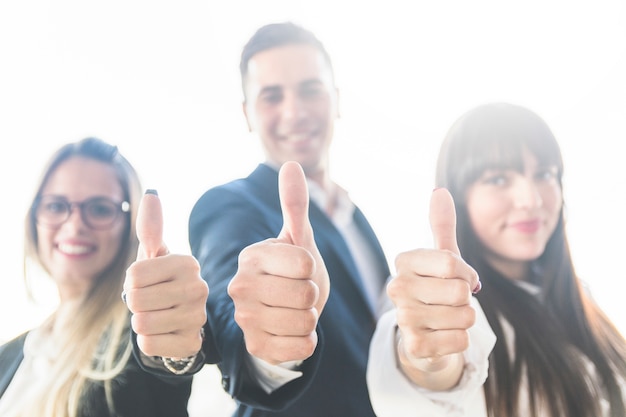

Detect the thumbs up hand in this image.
[124,190,208,359]
[227,161,330,365]
[386,188,481,390]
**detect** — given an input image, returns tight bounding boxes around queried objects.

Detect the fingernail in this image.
[472,280,482,294]
[145,189,158,196]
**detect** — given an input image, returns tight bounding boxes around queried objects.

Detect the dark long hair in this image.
[436,102,626,416]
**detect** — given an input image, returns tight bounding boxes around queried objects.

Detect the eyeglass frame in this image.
[34,195,131,230]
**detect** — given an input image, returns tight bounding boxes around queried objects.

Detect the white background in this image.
[1,1,625,415]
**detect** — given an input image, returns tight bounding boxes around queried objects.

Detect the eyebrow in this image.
[259,78,324,94]
[258,85,282,96]
[299,79,323,87]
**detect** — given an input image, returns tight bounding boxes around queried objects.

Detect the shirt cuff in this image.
[367,298,496,416]
[246,354,304,394]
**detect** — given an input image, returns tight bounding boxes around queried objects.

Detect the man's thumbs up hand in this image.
[228,161,329,365]
[277,161,330,315]
[386,188,480,390]
[124,190,208,359]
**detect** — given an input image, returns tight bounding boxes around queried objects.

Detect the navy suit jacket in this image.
[189,164,390,417]
[0,332,192,417]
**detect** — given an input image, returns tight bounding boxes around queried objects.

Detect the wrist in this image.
[394,327,464,390]
[159,328,205,375]
[161,353,199,375]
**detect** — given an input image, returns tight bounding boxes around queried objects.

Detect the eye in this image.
[42,199,68,214]
[85,199,117,219]
[535,167,558,182]
[481,171,510,187]
[299,83,324,99]
[259,89,283,105]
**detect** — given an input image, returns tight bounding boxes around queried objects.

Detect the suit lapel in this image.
[0,333,26,397]
[309,203,376,315]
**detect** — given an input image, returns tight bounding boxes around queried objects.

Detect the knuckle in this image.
[137,336,156,356]
[386,278,399,298]
[244,334,271,360]
[294,250,315,277]
[191,308,208,329]
[440,251,458,277]
[293,334,317,360]
[124,261,140,286]
[404,335,431,359]
[237,246,260,270]
[395,309,415,329]
[227,277,244,298]
[182,333,203,355]
[450,279,470,303]
[300,309,318,333]
[179,254,202,275]
[198,279,210,299]
[454,330,471,351]
[188,277,209,302]
[232,309,251,329]
[131,312,149,335]
[386,276,406,300]
[299,281,319,308]
[460,305,476,328]
[394,250,412,267]
[245,340,263,358]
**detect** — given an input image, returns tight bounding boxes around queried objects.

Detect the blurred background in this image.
[1,1,625,415]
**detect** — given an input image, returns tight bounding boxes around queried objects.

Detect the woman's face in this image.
[36,156,127,300]
[465,148,562,280]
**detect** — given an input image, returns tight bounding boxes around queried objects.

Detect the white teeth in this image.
[58,243,92,255]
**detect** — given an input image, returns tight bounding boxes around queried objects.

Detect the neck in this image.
[51,298,83,337]
[485,256,530,281]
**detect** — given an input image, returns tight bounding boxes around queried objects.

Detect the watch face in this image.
[162,354,198,375]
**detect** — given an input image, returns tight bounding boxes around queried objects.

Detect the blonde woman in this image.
[0,138,193,417]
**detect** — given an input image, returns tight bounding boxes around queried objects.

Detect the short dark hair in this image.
[239,22,334,97]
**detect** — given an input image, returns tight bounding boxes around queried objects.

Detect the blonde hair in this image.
[21,138,142,416]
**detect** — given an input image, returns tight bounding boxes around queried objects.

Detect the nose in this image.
[513,177,543,209]
[65,204,88,229]
[280,91,306,121]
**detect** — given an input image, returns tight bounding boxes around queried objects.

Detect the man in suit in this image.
[187,22,390,416]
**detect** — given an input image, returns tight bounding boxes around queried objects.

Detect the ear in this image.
[242,100,253,132]
[334,87,341,120]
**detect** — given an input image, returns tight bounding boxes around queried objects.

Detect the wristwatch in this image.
[161,354,198,375]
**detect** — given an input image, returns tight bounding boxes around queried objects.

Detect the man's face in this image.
[243,44,339,177]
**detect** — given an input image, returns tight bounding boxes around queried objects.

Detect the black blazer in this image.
[0,332,192,417]
[189,164,390,417]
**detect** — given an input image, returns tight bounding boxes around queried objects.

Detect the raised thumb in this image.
[136,189,167,259]
[429,188,460,256]
[278,161,313,247]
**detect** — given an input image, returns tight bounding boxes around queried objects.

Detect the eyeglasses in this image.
[35,195,130,230]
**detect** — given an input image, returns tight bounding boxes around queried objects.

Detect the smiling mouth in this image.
[282,132,314,143]
[57,243,94,255]
[510,220,540,233]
